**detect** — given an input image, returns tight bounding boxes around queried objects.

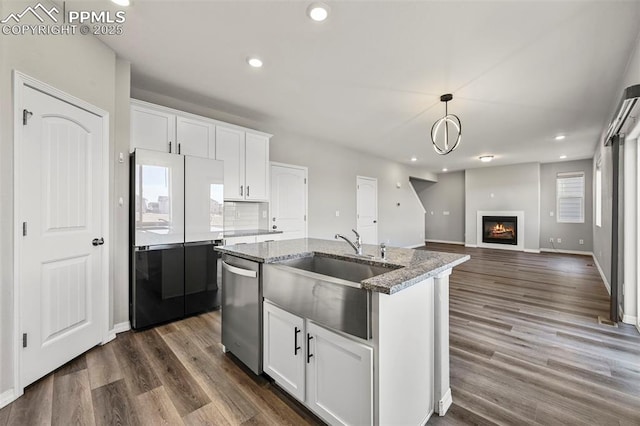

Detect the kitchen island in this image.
[217,238,469,426]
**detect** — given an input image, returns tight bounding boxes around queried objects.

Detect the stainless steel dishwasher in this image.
[221,254,262,374]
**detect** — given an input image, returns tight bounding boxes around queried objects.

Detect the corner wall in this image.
[465,163,541,251]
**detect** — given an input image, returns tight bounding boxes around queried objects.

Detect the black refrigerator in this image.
[130,150,224,329]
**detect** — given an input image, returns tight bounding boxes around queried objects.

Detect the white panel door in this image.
[357,176,378,244]
[130,103,175,153]
[263,302,306,402]
[133,149,185,246]
[215,126,245,200]
[306,322,373,426]
[176,116,216,158]
[185,156,224,242]
[270,164,307,240]
[20,86,106,387]
[245,133,269,201]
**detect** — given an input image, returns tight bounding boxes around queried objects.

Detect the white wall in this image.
[0,0,122,396]
[465,163,541,251]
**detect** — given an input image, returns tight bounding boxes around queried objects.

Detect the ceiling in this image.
[96,0,640,173]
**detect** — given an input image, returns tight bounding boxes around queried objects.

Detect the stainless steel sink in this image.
[263,254,399,339]
[279,255,393,284]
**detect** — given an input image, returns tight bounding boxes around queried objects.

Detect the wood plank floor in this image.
[1,244,639,425]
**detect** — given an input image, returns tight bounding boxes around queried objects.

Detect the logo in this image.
[1,3,59,24]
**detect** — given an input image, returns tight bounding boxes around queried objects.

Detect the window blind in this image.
[556,172,585,223]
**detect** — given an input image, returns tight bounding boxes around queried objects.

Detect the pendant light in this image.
[431,94,462,155]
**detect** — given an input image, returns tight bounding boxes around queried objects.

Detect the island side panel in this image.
[434,269,452,415]
[372,277,435,426]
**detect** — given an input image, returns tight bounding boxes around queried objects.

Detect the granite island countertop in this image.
[216,238,469,294]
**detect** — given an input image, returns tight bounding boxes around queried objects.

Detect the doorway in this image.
[356,176,378,244]
[270,163,308,240]
[13,72,109,392]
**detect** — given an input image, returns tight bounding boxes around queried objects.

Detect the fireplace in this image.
[482,216,517,245]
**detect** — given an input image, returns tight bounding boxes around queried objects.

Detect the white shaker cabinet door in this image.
[176,116,216,158]
[306,322,373,426]
[244,132,269,201]
[263,301,306,402]
[131,104,175,153]
[215,126,245,200]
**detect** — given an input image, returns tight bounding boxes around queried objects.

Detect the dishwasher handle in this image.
[222,261,257,278]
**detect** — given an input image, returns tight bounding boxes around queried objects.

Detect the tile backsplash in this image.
[224,201,269,231]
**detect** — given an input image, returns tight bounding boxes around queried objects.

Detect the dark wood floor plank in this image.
[182,403,232,426]
[111,331,162,396]
[0,404,10,426]
[136,329,211,417]
[91,379,140,426]
[6,375,53,426]
[53,354,87,378]
[134,386,183,426]
[86,342,123,390]
[51,369,95,426]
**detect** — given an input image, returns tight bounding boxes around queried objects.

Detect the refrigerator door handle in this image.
[222,261,257,278]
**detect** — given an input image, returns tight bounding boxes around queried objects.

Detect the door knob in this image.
[92,238,104,246]
[272,225,278,230]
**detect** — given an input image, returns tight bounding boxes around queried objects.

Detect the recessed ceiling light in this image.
[555,135,566,141]
[307,2,330,21]
[479,155,494,163]
[247,57,263,68]
[111,0,130,6]
[442,168,448,172]
[410,156,417,162]
[560,155,567,159]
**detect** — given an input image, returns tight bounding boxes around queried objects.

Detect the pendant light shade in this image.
[431,94,462,155]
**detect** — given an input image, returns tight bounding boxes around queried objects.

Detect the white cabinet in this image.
[263,302,305,402]
[215,126,245,200]
[131,101,216,158]
[215,129,270,202]
[245,133,269,201]
[131,103,175,153]
[263,301,373,426]
[176,116,215,158]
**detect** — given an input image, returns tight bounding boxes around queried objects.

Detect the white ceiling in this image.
[97,0,640,173]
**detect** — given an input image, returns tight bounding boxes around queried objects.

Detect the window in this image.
[595,162,602,227]
[556,171,585,223]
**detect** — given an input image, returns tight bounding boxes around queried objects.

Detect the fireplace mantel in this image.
[476,211,525,251]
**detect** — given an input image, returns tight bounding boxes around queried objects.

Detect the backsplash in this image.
[224,202,269,231]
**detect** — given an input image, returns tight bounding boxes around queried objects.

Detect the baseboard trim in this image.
[464,244,477,248]
[425,239,465,245]
[437,388,453,416]
[404,243,426,249]
[524,249,541,254]
[622,314,638,325]
[0,389,17,409]
[113,321,131,334]
[592,254,611,295]
[540,248,593,256]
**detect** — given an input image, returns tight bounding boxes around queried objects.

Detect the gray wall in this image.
[411,172,465,243]
[0,0,120,395]
[539,159,594,252]
[465,163,541,251]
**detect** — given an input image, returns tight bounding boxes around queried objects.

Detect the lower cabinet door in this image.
[263,301,305,402]
[306,322,373,426]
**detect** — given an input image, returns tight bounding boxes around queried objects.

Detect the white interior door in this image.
[270,164,307,239]
[357,176,378,244]
[19,85,106,387]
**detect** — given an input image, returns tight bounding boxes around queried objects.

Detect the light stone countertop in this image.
[216,238,469,294]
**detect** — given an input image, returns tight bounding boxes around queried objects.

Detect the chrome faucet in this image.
[335,229,362,255]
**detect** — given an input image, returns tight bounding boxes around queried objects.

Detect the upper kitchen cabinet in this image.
[131,102,175,153]
[130,100,216,158]
[216,128,271,202]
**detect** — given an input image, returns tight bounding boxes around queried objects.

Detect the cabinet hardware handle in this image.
[169,141,172,153]
[178,143,181,155]
[247,186,250,197]
[294,327,301,355]
[307,334,314,363]
[240,185,243,196]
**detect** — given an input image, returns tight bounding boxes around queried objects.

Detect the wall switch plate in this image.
[443,211,450,216]
[430,211,434,215]
[579,239,584,245]
[550,211,554,216]
[118,197,124,206]
[335,210,340,217]
[557,238,562,243]
[549,237,554,243]
[118,152,125,163]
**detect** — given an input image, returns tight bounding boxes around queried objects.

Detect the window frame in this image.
[556,171,585,224]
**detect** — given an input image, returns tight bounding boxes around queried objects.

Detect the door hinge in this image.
[304,215,306,221]
[23,109,33,125]
[22,333,27,348]
[304,178,307,184]
[22,222,27,236]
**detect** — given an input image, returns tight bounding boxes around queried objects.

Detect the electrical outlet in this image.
[430,211,434,215]
[549,237,554,243]
[443,211,450,216]
[549,211,554,217]
[335,210,340,217]
[557,238,562,243]
[579,239,584,245]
